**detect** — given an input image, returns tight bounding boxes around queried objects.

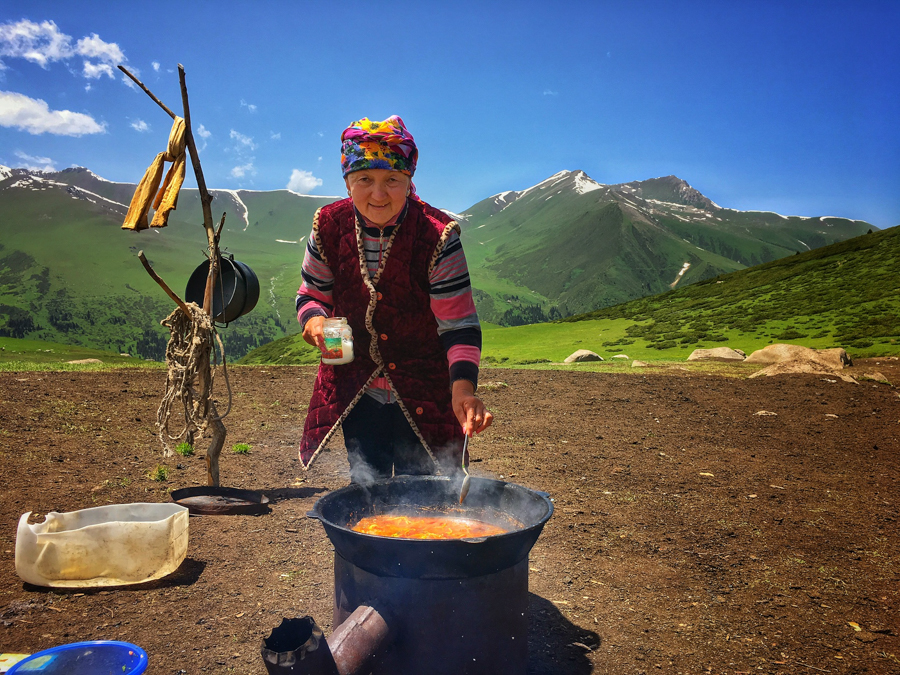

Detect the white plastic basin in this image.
[15,503,189,587]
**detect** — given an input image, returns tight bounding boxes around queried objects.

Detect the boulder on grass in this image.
[687,347,746,362]
[611,354,630,360]
[564,349,603,363]
[632,360,649,368]
[745,344,851,369]
[746,344,855,382]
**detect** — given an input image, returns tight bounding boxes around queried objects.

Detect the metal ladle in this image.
[458,433,470,504]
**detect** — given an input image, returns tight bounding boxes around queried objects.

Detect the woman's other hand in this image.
[452,379,493,436]
[303,315,326,352]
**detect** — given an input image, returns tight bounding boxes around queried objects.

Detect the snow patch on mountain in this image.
[489,191,517,213]
[670,262,691,288]
[217,189,250,229]
[723,208,793,220]
[573,171,603,194]
[442,209,468,222]
[0,165,12,181]
[65,184,128,210]
[518,170,571,199]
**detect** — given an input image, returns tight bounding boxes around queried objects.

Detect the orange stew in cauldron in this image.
[352,514,508,539]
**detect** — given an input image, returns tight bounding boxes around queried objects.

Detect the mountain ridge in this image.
[0,163,876,357]
[457,169,873,322]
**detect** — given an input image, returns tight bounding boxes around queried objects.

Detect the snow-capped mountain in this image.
[458,170,873,321]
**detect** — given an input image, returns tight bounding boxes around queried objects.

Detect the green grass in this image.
[175,442,195,457]
[237,332,321,365]
[0,337,162,371]
[232,443,251,454]
[147,465,170,481]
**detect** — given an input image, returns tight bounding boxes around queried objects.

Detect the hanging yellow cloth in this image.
[122,116,187,230]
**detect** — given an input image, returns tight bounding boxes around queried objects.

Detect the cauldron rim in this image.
[309,475,553,579]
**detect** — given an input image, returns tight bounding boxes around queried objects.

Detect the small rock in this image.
[855,631,878,643]
[611,354,630,359]
[66,358,103,364]
[632,360,649,367]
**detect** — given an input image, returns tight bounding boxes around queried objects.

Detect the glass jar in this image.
[322,317,354,365]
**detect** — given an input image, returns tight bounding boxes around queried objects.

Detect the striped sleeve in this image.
[296,228,334,328]
[430,230,481,387]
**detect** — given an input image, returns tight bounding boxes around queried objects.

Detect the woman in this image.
[296,115,492,483]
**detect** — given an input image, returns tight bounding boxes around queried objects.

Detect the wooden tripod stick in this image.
[120,63,226,486]
[137,251,192,318]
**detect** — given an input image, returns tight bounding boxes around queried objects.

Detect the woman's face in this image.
[345,169,411,226]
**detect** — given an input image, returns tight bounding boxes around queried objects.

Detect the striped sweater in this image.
[296,206,481,403]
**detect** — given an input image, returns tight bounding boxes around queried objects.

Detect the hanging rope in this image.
[156,302,232,455]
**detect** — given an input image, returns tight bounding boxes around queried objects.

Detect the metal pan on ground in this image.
[170,486,270,515]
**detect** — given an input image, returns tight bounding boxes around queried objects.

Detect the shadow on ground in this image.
[528,593,599,674]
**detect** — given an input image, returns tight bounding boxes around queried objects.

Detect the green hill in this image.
[240,225,900,365]
[0,167,338,360]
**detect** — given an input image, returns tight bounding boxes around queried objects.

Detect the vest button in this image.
[380,333,388,341]
[416,407,424,415]
[376,292,383,300]
[388,362,396,370]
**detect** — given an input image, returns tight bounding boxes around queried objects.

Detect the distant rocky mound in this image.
[746,344,854,381]
[687,347,746,362]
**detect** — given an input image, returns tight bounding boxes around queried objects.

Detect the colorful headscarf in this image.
[340,115,418,178]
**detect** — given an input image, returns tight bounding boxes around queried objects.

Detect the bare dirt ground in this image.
[1,361,898,675]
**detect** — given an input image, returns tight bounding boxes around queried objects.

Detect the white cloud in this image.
[152,61,160,72]
[0,90,106,135]
[230,129,257,150]
[287,169,323,194]
[14,149,56,172]
[130,118,150,132]
[240,99,257,113]
[0,20,125,81]
[75,33,123,79]
[231,162,256,179]
[270,131,281,141]
[82,60,114,79]
[195,124,210,151]
[0,20,72,68]
[543,89,558,96]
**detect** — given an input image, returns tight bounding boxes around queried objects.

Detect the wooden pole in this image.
[121,62,227,486]
[137,251,192,317]
[177,64,226,487]
[118,66,177,120]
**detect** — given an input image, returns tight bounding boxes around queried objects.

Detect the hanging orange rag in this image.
[122,116,187,230]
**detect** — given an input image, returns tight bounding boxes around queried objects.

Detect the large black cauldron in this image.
[308,475,553,580]
[299,476,553,675]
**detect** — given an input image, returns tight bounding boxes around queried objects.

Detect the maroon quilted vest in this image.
[299,197,464,470]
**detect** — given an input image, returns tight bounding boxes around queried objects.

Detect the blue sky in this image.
[1,1,898,227]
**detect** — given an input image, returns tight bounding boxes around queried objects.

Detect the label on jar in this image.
[322,336,343,360]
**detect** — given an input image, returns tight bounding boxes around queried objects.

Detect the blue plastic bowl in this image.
[7,640,147,674]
